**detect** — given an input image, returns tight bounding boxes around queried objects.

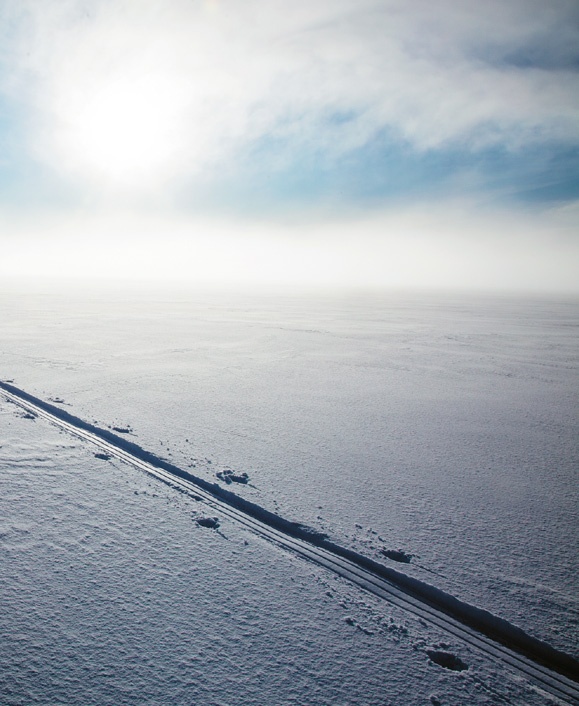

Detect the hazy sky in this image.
[1,0,578,290]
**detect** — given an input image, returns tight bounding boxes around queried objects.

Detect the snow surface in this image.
[1,280,578,702]
[0,399,566,705]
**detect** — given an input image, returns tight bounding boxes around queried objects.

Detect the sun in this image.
[55,70,191,190]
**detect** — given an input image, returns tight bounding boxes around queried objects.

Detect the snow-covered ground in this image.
[0,394,568,706]
[1,280,578,704]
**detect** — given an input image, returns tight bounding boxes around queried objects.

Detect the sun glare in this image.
[58,71,190,189]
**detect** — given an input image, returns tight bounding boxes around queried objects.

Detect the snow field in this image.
[0,403,565,705]
[1,285,577,655]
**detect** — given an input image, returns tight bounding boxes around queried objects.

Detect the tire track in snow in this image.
[1,381,578,704]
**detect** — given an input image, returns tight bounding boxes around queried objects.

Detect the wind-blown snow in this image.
[0,401,565,705]
[0,281,577,702]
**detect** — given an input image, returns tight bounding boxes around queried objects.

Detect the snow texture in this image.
[0,281,578,703]
[5,377,577,681]
[0,403,567,705]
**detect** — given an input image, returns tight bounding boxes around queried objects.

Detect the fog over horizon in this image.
[1,0,578,292]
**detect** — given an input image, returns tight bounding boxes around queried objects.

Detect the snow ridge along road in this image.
[1,381,578,704]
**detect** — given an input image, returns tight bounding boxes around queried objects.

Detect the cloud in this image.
[1,0,577,293]
[2,0,578,195]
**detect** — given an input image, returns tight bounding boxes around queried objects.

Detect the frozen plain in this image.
[1,280,578,704]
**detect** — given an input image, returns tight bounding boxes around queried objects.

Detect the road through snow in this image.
[1,380,577,704]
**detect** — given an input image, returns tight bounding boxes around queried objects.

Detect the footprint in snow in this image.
[382,548,413,563]
[216,469,249,485]
[426,650,468,671]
